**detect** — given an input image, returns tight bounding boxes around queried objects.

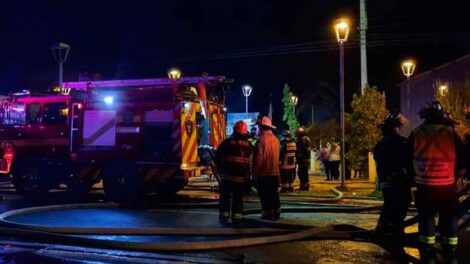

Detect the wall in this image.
[399,54,470,136]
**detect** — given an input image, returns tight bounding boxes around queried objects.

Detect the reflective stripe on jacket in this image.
[280,138,296,170]
[412,124,456,186]
[215,134,253,183]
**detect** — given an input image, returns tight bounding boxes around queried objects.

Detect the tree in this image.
[435,79,470,139]
[282,83,300,133]
[346,86,388,176]
[305,119,340,149]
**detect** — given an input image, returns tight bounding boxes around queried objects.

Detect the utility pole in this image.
[360,0,368,95]
[311,104,314,126]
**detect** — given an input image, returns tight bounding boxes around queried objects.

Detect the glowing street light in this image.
[401,59,416,79]
[334,18,350,190]
[167,68,181,80]
[242,84,253,117]
[334,19,350,44]
[439,84,449,97]
[291,95,298,114]
[167,68,181,97]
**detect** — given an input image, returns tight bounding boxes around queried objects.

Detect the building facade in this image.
[399,54,470,136]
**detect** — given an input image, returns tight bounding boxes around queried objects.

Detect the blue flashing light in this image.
[104,96,114,105]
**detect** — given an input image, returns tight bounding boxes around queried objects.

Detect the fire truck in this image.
[0,76,228,202]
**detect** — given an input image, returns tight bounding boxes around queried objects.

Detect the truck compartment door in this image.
[209,104,226,148]
[83,110,116,146]
[180,102,198,165]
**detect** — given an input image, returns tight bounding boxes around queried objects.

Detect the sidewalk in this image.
[294,173,377,197]
[188,173,379,198]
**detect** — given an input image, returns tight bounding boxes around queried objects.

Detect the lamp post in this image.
[291,95,298,115]
[401,59,416,117]
[334,18,350,190]
[168,68,181,97]
[242,84,253,117]
[50,42,70,88]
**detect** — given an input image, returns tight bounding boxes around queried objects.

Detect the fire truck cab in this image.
[0,76,227,202]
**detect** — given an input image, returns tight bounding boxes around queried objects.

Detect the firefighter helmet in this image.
[295,127,305,137]
[258,116,276,129]
[233,120,248,134]
[418,101,444,120]
[379,113,406,132]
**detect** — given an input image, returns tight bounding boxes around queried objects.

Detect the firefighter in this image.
[252,116,281,220]
[408,101,465,255]
[373,113,411,238]
[295,127,311,191]
[215,120,253,225]
[280,130,297,193]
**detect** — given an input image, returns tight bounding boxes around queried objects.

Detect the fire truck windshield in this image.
[43,102,68,124]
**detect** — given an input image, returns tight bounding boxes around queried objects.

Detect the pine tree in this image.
[282,83,300,133]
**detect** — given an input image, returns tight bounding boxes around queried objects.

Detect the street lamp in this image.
[401,59,416,119]
[291,95,298,114]
[439,84,449,97]
[168,68,181,97]
[50,42,70,88]
[242,84,253,117]
[334,18,350,190]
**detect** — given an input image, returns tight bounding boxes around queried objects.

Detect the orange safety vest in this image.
[280,139,297,170]
[412,124,456,186]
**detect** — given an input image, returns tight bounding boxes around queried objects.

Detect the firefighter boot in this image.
[288,184,294,193]
[261,210,273,221]
[219,212,230,225]
[418,236,437,264]
[232,213,243,226]
[272,208,281,221]
[442,236,458,253]
[280,184,289,193]
[299,184,310,191]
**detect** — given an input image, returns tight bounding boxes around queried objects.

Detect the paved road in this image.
[0,178,468,263]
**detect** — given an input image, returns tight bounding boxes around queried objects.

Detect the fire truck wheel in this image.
[11,155,49,197]
[101,161,143,203]
[155,178,185,196]
[66,166,96,194]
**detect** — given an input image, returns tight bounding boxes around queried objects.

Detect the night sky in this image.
[1,1,469,127]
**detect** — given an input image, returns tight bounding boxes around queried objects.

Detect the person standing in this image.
[295,127,311,191]
[280,130,297,192]
[215,120,253,225]
[320,145,331,180]
[373,113,411,238]
[408,101,465,256]
[328,140,341,180]
[248,126,258,147]
[252,116,281,220]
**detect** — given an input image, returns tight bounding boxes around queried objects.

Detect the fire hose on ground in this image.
[0,187,468,257]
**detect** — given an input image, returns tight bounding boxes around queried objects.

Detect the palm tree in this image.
[297,81,338,125]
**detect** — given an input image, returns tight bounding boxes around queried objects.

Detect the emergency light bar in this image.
[63,76,226,91]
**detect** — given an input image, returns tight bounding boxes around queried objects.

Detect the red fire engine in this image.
[0,76,227,202]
